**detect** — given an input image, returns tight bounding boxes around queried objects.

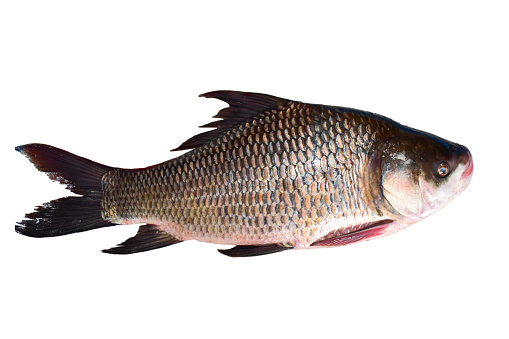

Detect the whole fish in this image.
[15,90,473,257]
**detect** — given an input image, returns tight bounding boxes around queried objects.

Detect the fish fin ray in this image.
[172,90,290,151]
[199,90,287,112]
[16,197,116,237]
[311,219,394,247]
[15,143,112,197]
[218,243,293,257]
[16,144,118,237]
[102,224,182,254]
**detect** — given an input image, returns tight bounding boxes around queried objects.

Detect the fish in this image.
[15,90,473,257]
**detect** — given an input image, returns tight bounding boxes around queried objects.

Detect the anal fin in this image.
[102,224,182,254]
[311,219,394,247]
[218,243,293,257]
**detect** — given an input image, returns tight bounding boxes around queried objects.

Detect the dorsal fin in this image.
[171,90,290,151]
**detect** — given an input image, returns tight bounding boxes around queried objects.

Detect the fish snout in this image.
[459,146,473,180]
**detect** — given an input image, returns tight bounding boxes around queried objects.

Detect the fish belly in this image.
[101,103,389,247]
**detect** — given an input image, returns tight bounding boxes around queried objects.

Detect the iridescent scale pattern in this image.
[101,102,392,246]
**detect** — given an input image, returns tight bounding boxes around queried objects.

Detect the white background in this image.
[2,1,508,338]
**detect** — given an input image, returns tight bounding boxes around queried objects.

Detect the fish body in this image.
[16,91,473,256]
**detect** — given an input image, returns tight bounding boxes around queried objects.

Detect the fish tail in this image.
[15,143,117,237]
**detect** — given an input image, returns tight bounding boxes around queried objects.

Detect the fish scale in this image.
[16,90,473,256]
[101,101,389,247]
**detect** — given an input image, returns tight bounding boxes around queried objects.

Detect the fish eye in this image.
[437,162,450,177]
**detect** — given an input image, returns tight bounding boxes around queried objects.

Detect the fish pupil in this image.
[437,163,449,177]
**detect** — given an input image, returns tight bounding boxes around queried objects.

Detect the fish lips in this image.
[460,148,473,180]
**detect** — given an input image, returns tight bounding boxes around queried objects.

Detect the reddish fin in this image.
[311,220,394,247]
[218,243,293,257]
[16,143,112,197]
[102,224,182,254]
[16,144,117,238]
[172,90,290,151]
[16,197,116,237]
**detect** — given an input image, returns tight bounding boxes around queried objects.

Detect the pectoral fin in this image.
[311,219,394,247]
[218,243,293,257]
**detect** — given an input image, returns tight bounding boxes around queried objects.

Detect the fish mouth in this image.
[461,154,473,179]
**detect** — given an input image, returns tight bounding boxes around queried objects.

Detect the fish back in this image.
[102,94,393,247]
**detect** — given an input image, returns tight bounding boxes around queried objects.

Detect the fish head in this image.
[380,127,473,221]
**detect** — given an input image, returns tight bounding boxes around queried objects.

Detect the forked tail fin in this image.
[15,144,117,237]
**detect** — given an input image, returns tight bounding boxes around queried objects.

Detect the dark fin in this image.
[102,224,182,254]
[218,243,293,257]
[311,219,394,247]
[16,144,112,197]
[16,197,116,237]
[172,90,290,151]
[16,143,117,237]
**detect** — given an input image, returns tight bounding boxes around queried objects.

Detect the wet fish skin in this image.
[101,99,393,247]
[15,90,473,256]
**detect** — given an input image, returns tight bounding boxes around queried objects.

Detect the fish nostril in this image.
[455,145,470,159]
